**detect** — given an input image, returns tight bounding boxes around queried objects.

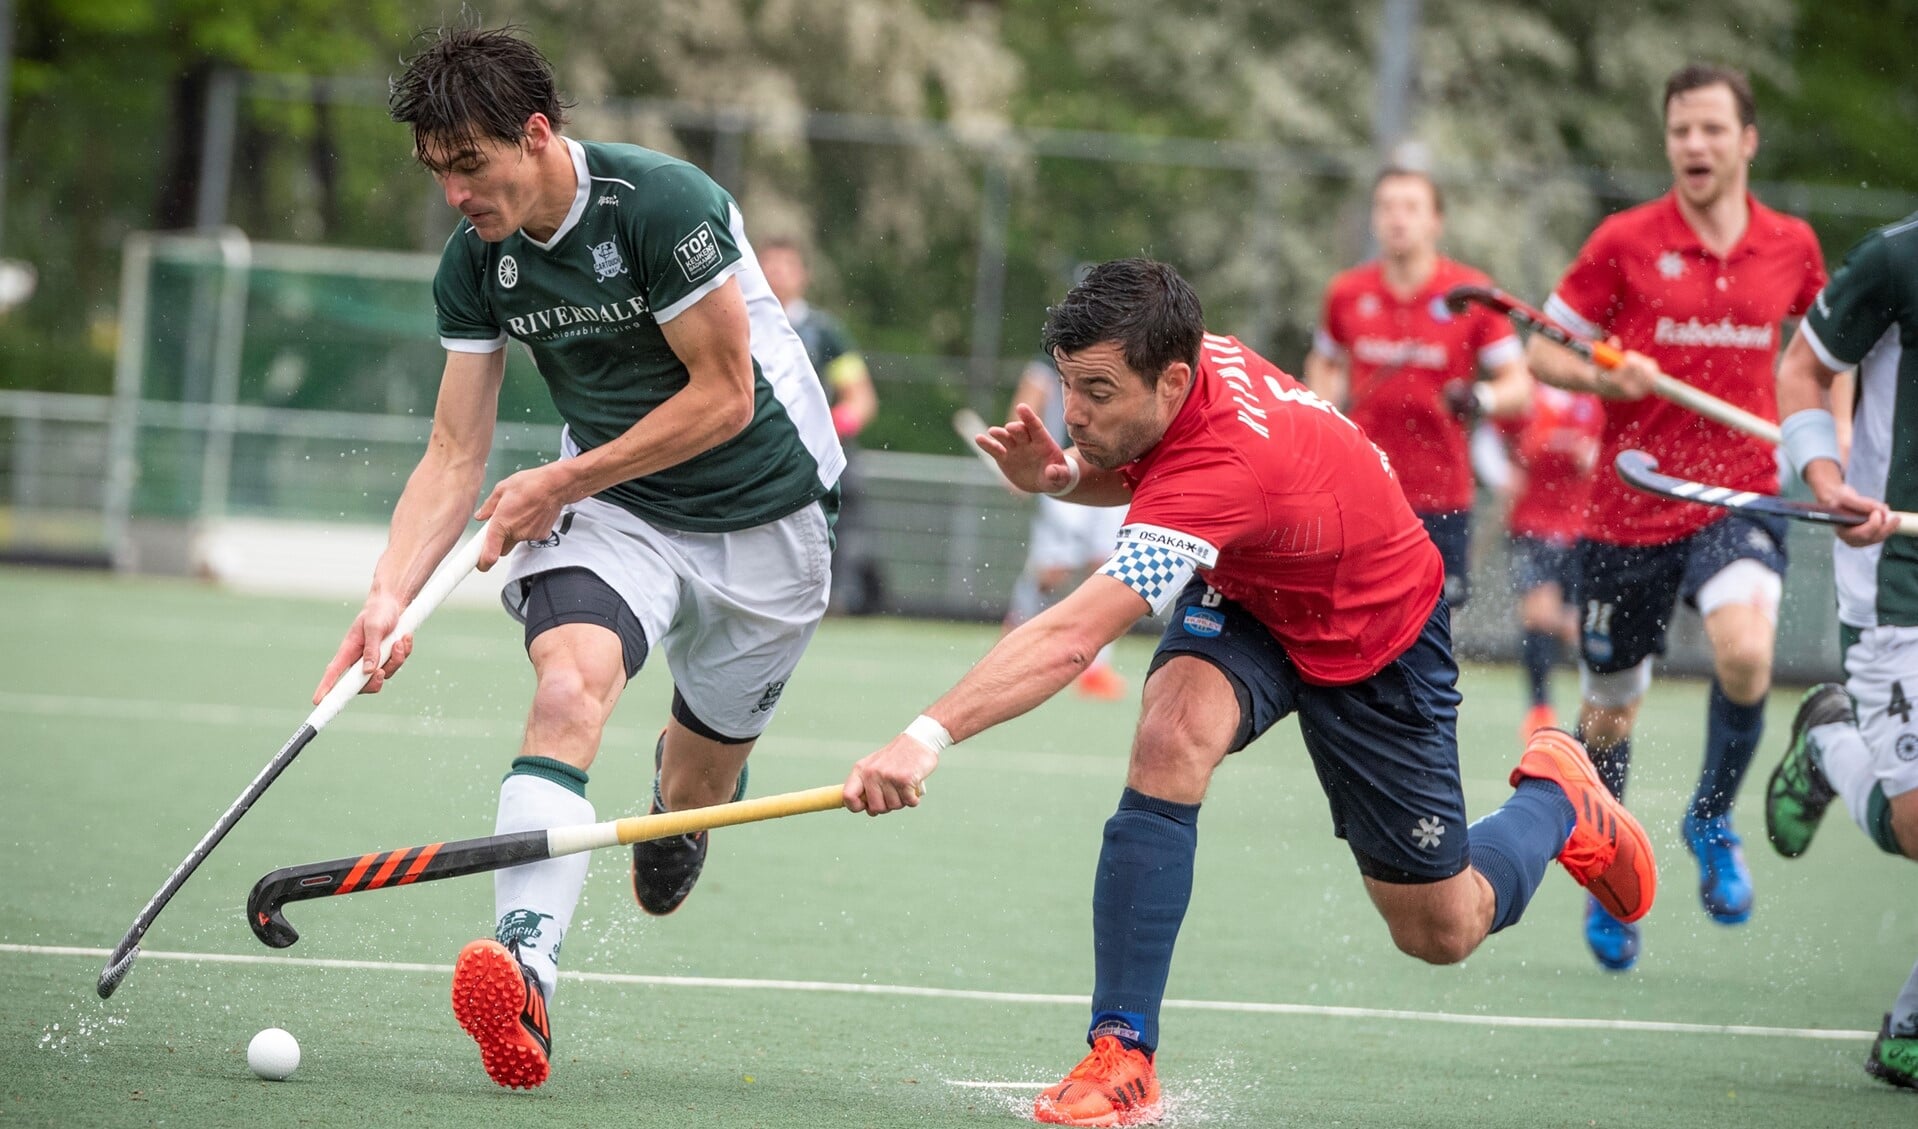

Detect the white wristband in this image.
[1043,456,1083,498]
[1781,409,1842,481]
[903,713,954,754]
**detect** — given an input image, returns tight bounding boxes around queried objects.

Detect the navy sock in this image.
[1468,778,1576,933]
[1691,681,1766,821]
[1089,788,1198,1054]
[1521,631,1558,707]
[1577,728,1631,802]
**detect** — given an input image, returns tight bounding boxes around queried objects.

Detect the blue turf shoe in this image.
[1584,895,1641,972]
[1681,812,1753,924]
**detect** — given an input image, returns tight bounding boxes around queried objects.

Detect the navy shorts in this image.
[1150,579,1468,883]
[1509,535,1577,599]
[1418,509,1473,607]
[1575,512,1789,674]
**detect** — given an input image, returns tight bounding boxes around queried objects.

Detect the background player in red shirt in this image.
[841,260,1654,1127]
[1526,63,1826,972]
[1500,386,1604,740]
[1305,168,1533,606]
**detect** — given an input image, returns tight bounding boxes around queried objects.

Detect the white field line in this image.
[0,690,1535,787]
[0,943,1874,1043]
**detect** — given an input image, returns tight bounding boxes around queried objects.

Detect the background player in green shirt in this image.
[760,237,885,614]
[1769,210,1918,1089]
[311,26,843,1090]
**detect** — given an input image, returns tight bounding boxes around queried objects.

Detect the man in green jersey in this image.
[312,26,843,1089]
[760,237,884,614]
[1769,210,1918,1090]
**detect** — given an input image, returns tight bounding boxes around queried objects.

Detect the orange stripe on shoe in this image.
[399,842,443,885]
[334,853,381,894]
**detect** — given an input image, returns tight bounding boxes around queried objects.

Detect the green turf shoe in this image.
[1866,1013,1918,1090]
[1765,683,1852,859]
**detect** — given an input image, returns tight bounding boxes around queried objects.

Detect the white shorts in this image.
[1027,495,1127,572]
[500,494,832,740]
[1842,624,1918,799]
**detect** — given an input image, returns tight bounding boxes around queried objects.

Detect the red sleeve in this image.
[1121,451,1261,562]
[1552,221,1624,334]
[1790,225,1828,319]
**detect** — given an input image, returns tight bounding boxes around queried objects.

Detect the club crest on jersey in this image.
[1357,293,1381,317]
[1897,734,1918,763]
[1657,251,1686,280]
[1428,296,1453,323]
[498,255,519,289]
[591,240,628,282]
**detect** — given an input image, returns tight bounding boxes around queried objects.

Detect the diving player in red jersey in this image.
[1306,167,1533,606]
[1526,63,1826,970]
[841,260,1656,1127]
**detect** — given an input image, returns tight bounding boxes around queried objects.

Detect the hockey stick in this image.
[1614,450,1918,534]
[1444,284,1782,444]
[96,523,499,998]
[952,408,1015,485]
[245,784,848,948]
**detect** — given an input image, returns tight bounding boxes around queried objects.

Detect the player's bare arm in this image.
[843,574,1148,815]
[474,276,758,562]
[1301,347,1349,410]
[1777,331,1896,547]
[1524,333,1656,401]
[977,403,1133,505]
[315,347,507,702]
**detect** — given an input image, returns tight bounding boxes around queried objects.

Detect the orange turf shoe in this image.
[1074,663,1129,702]
[1511,728,1657,923]
[1032,1035,1163,1127]
[1519,703,1557,743]
[451,939,552,1089]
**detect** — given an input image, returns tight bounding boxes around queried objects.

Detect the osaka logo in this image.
[1182,609,1225,638]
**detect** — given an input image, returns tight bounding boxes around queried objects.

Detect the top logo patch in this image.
[591,240,627,282]
[498,255,519,289]
[1657,251,1686,280]
[674,222,723,282]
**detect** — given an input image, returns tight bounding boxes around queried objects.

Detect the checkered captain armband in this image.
[1781,409,1842,481]
[1098,536,1206,616]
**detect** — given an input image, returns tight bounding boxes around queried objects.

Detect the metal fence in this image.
[0,229,1848,680]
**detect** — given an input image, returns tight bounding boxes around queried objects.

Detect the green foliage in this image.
[0,0,1913,454]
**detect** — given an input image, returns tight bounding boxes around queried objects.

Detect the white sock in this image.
[1892,959,1918,1038]
[494,771,593,1000]
[1809,720,1879,836]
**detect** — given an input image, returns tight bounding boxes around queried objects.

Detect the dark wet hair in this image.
[1372,166,1444,214]
[389,25,575,167]
[1663,62,1755,128]
[1041,259,1204,388]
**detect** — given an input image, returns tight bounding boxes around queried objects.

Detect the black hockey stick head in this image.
[1614,449,1865,527]
[96,944,140,998]
[1442,284,1510,316]
[246,864,326,948]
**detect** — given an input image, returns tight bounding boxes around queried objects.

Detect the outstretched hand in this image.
[976,404,1074,495]
[842,735,938,817]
